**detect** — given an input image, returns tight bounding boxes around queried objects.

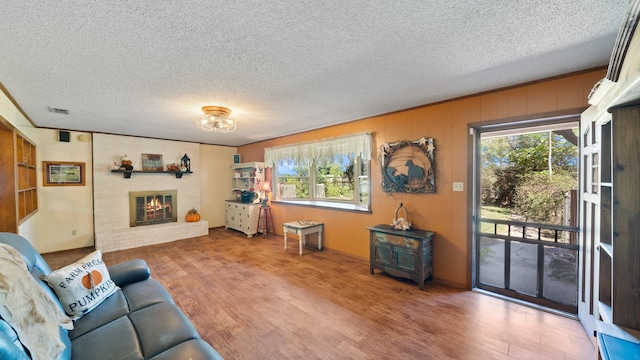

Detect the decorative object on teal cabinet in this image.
[390,202,411,230]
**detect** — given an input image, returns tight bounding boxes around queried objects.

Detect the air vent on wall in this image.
[48,107,70,115]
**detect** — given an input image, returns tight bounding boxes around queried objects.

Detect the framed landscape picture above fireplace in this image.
[43,161,85,186]
[142,153,163,171]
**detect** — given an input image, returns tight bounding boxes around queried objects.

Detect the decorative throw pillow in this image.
[45,250,118,319]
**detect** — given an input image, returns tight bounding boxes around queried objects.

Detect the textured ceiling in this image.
[0,1,629,146]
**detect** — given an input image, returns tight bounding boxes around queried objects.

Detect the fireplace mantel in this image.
[111,169,193,178]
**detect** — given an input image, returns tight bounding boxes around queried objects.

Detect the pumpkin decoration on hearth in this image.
[185,208,201,222]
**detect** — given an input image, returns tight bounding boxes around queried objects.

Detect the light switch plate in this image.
[453,182,464,192]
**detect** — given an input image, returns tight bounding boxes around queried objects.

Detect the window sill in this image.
[272,200,371,213]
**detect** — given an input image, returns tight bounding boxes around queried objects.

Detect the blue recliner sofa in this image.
[0,232,224,360]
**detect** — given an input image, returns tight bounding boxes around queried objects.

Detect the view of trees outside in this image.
[276,154,366,202]
[478,128,580,308]
[277,163,309,199]
[316,157,355,200]
[481,130,578,225]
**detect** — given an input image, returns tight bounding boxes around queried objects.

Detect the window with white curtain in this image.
[264,133,372,210]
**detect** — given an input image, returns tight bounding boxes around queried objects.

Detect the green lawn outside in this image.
[480,205,512,233]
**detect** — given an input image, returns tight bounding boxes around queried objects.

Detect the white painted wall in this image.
[28,130,94,252]
[200,144,236,227]
[0,91,94,252]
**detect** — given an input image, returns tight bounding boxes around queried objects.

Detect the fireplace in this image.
[129,190,177,227]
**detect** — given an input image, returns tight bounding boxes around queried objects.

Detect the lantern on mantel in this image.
[181,154,191,172]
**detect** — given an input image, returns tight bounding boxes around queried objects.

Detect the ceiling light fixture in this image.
[196,106,236,133]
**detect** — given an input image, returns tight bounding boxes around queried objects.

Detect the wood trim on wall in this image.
[0,82,37,128]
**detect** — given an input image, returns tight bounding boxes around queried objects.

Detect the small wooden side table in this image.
[257,206,274,238]
[283,221,323,255]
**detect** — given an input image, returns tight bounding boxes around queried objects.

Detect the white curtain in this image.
[264,133,371,167]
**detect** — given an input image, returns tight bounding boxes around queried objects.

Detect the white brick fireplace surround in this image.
[93,134,208,252]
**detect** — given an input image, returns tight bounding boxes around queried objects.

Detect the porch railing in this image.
[477,218,579,313]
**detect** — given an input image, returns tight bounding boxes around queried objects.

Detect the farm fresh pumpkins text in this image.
[57,258,115,312]
[45,250,118,319]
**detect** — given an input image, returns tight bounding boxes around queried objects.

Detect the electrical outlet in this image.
[453,182,464,192]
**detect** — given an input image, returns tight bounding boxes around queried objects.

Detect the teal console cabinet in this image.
[368,224,434,290]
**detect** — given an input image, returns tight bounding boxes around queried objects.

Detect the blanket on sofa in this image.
[0,243,73,360]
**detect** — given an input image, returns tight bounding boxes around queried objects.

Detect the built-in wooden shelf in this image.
[111,169,192,179]
[0,125,37,232]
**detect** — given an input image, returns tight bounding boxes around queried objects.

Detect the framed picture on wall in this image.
[141,153,163,171]
[233,153,241,164]
[380,137,435,194]
[43,161,85,186]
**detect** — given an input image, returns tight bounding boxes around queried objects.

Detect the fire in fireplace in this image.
[129,190,177,227]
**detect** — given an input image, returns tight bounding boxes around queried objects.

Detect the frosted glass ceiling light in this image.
[196,106,236,133]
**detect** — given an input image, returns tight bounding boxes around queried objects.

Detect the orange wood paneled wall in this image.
[239,69,605,288]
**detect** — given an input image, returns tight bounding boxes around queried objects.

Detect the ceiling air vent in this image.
[48,107,70,115]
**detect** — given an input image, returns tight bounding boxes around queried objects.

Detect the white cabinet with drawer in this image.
[225,201,260,237]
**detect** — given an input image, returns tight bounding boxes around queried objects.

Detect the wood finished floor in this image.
[43,228,594,360]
